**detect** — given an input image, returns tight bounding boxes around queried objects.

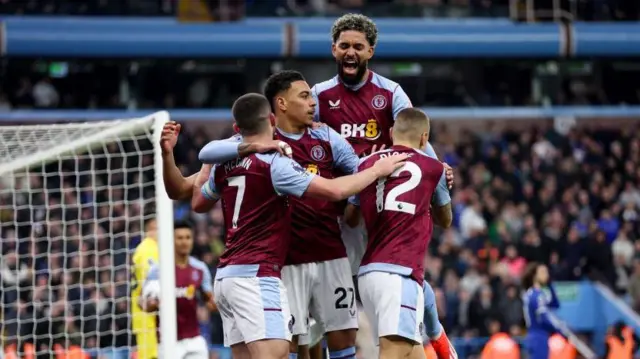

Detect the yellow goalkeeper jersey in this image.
[131,237,159,359]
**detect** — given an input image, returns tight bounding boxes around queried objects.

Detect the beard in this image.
[337,59,368,86]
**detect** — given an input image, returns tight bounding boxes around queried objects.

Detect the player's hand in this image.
[252,140,293,158]
[373,153,409,177]
[443,163,454,189]
[311,122,326,130]
[369,144,386,155]
[160,121,181,155]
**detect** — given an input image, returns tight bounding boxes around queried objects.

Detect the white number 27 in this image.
[376,162,422,215]
[228,176,246,228]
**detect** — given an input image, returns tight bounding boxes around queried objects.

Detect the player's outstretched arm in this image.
[161,122,198,200]
[191,165,218,213]
[199,138,292,164]
[432,168,453,228]
[270,153,408,202]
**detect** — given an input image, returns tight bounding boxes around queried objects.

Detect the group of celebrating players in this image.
[137,13,459,359]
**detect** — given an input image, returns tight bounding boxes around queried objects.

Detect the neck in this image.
[243,131,273,144]
[392,140,420,150]
[175,255,189,267]
[276,114,306,134]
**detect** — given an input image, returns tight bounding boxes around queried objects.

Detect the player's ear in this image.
[233,123,240,134]
[389,127,394,142]
[369,45,375,58]
[420,132,429,149]
[276,96,287,112]
[331,43,338,58]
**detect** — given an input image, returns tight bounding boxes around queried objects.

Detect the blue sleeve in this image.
[190,258,213,294]
[423,142,438,160]
[432,168,451,207]
[201,267,213,294]
[347,156,367,206]
[269,154,316,198]
[311,85,320,122]
[329,128,358,174]
[200,165,219,201]
[198,136,243,164]
[145,265,159,284]
[392,85,412,120]
[547,284,561,309]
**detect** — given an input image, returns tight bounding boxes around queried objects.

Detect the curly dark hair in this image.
[331,14,378,47]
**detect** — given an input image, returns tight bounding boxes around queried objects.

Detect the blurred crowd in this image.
[2,114,640,358]
[0,0,638,20]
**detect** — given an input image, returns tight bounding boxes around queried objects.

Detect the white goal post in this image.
[0,111,177,358]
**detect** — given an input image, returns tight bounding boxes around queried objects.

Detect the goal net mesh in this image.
[0,119,156,358]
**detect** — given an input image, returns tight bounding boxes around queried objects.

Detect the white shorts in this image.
[214,276,292,347]
[162,336,208,359]
[282,257,358,336]
[340,218,367,276]
[358,272,424,345]
[297,318,323,346]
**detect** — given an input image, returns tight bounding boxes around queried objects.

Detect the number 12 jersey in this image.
[351,145,451,284]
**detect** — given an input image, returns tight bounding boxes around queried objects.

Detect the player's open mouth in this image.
[343,59,358,72]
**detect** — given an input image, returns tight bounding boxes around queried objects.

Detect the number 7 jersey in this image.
[351,145,451,284]
[201,152,316,278]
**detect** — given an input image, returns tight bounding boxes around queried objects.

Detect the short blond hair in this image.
[393,108,430,141]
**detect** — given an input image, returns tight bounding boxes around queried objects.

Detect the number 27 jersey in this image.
[352,145,450,284]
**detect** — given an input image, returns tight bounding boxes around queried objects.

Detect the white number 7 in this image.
[376,162,422,215]
[228,176,246,229]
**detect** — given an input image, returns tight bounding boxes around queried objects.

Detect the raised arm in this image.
[191,165,218,213]
[547,283,561,309]
[160,122,197,200]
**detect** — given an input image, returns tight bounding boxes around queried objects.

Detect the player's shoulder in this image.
[312,76,340,98]
[359,148,395,166]
[412,149,444,168]
[188,256,209,272]
[308,125,341,143]
[226,134,243,142]
[369,72,401,93]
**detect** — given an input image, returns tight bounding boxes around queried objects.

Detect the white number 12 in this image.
[376,162,422,215]
[228,176,246,228]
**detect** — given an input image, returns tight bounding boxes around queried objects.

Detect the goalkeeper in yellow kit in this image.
[132,218,159,359]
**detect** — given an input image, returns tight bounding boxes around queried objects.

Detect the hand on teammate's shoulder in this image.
[372,153,409,177]
[252,140,293,158]
[442,162,454,189]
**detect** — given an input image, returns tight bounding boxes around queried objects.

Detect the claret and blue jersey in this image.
[200,151,315,278]
[146,257,213,341]
[350,145,451,284]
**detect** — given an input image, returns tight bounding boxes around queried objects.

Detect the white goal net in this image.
[0,112,175,359]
